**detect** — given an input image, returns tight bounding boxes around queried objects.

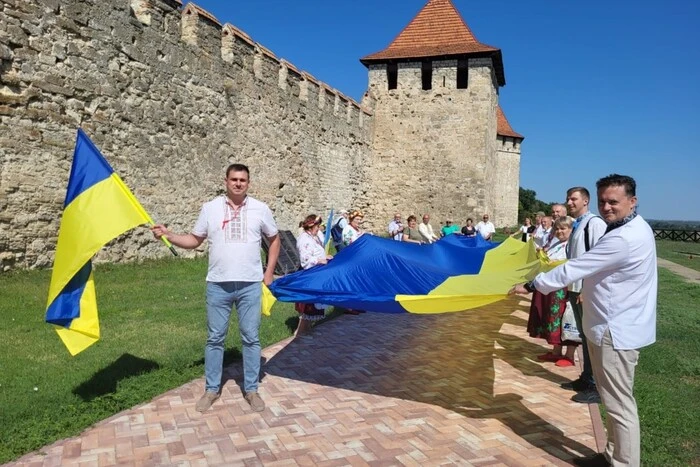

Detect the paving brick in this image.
[10,300,599,465]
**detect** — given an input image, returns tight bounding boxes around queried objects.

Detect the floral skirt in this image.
[294,303,326,321]
[527,289,577,346]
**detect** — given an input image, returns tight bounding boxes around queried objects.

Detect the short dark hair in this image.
[566,186,590,200]
[226,163,250,178]
[466,217,473,222]
[407,215,417,223]
[596,174,636,197]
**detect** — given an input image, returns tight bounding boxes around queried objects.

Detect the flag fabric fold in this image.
[267,235,560,314]
[45,129,152,355]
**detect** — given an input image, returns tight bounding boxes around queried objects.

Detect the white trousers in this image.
[587,329,640,467]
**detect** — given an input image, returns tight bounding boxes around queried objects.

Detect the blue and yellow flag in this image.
[266,235,561,315]
[45,129,152,355]
[323,208,334,254]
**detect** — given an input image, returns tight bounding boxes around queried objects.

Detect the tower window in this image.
[422,61,432,90]
[457,59,468,89]
[387,63,397,90]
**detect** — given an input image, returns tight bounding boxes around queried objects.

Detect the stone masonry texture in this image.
[0,0,520,271]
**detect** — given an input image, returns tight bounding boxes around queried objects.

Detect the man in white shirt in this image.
[511,174,656,467]
[152,163,280,414]
[475,213,496,240]
[562,187,608,404]
[418,213,439,243]
[532,211,546,246]
[534,216,552,249]
[542,204,567,250]
[552,203,567,221]
[388,212,404,241]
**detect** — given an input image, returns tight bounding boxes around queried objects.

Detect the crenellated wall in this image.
[0,0,372,271]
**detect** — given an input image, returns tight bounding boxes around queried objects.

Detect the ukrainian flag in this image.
[323,208,334,254]
[265,235,562,315]
[45,129,152,355]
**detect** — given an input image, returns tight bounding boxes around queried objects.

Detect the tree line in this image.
[518,187,554,223]
[518,187,699,230]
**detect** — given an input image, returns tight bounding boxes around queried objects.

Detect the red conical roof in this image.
[361,0,504,85]
[497,106,524,140]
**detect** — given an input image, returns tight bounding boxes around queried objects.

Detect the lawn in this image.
[655,239,700,272]
[628,267,700,466]
[0,251,698,463]
[0,257,301,463]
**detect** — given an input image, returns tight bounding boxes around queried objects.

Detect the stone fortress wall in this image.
[0,0,373,271]
[0,0,522,272]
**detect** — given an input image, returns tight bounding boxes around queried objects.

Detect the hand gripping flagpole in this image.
[111,176,178,256]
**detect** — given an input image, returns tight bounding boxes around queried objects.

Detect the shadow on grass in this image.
[264,297,596,464]
[285,316,299,334]
[73,353,160,401]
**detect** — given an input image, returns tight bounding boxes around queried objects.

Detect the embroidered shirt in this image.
[192,195,278,282]
[533,215,657,350]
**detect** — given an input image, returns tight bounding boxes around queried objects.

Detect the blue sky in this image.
[193,0,699,221]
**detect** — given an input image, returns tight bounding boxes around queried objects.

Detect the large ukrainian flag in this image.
[45,129,151,355]
[265,235,562,315]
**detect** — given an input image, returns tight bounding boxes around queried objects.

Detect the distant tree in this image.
[518,187,555,223]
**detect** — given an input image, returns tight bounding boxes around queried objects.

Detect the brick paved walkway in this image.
[12,297,598,466]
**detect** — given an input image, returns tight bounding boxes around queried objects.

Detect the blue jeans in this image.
[569,292,595,387]
[205,281,262,394]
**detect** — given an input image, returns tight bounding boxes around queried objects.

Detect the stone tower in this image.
[360,0,523,228]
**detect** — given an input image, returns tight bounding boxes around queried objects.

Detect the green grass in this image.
[0,257,302,463]
[616,268,699,466]
[655,240,700,272]
[1,253,698,463]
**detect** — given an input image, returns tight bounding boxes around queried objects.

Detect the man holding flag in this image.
[152,163,280,413]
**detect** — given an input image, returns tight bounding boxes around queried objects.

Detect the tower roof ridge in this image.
[497,106,524,140]
[360,0,505,85]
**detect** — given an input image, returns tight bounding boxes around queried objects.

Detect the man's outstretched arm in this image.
[151,224,205,250]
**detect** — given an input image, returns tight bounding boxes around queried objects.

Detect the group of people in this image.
[516,202,601,373]
[388,212,497,243]
[514,204,568,246]
[152,165,656,467]
[510,176,657,467]
[326,209,367,252]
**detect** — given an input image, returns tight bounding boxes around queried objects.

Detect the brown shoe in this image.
[245,391,265,412]
[195,391,220,412]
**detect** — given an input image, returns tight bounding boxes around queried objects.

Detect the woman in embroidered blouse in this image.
[526,216,579,367]
[342,210,365,246]
[295,214,332,337]
[402,215,423,244]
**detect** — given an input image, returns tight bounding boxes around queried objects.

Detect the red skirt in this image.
[527,289,575,346]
